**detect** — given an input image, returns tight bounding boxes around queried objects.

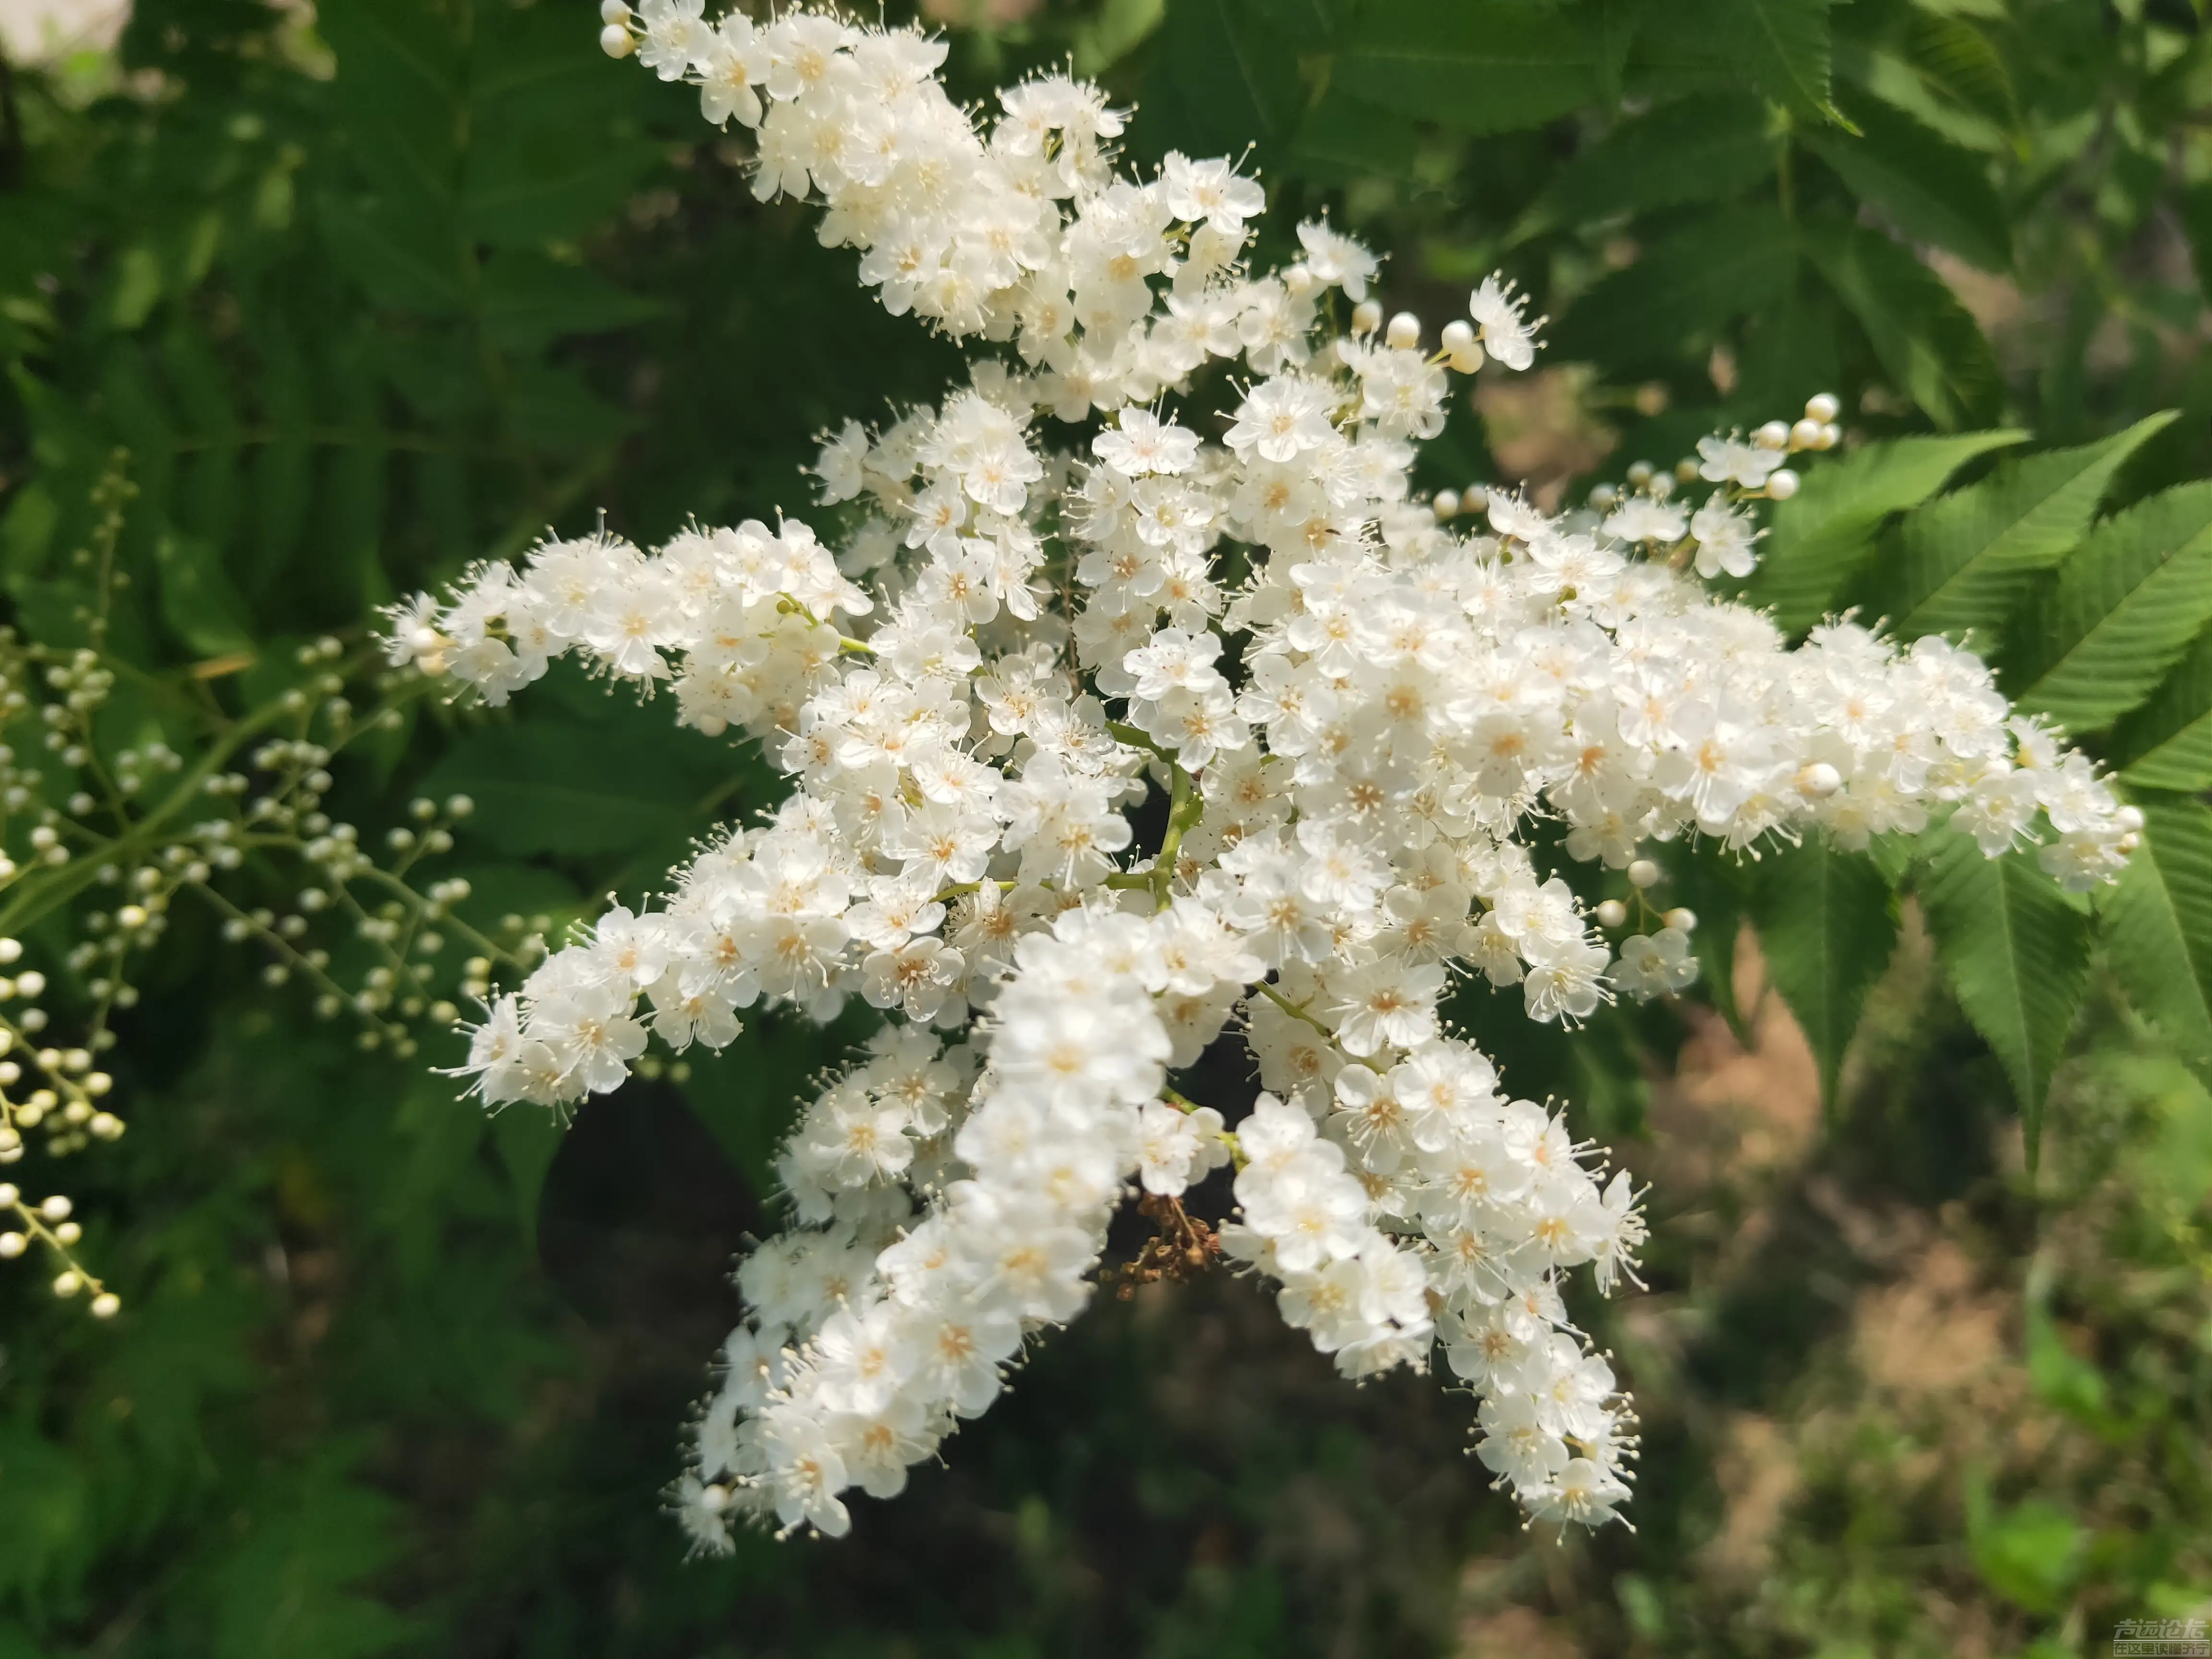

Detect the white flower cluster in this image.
[391,3,2139,1548]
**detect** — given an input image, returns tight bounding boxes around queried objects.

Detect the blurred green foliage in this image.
[0,0,2209,1651]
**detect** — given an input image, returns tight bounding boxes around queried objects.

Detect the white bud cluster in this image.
[0,588,526,1307]
[393,5,2138,1550]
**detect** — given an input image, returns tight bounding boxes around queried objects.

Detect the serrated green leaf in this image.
[1727,0,1837,117]
[1879,411,2177,640]
[492,1106,564,1251]
[1332,0,1615,134]
[1800,217,1999,433]
[1139,0,1310,162]
[1551,205,1796,371]
[1754,837,1898,1112]
[1840,38,2012,156]
[2099,795,2212,1088]
[1903,12,2019,133]
[2110,626,2212,792]
[1639,0,1837,119]
[478,252,662,352]
[1801,96,2011,271]
[317,0,460,212]
[415,717,732,857]
[2009,481,2212,733]
[1515,94,1774,240]
[1917,827,2093,1161]
[156,532,257,657]
[461,0,662,247]
[1747,428,2024,631]
[1284,90,1423,184]
[317,195,465,316]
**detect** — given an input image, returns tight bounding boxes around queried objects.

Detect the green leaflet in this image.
[1745,428,2024,632]
[2099,795,2212,1089]
[1137,0,1313,163]
[1331,0,1618,134]
[1875,411,2177,640]
[1513,93,1774,240]
[1550,204,1796,372]
[1752,836,1899,1113]
[1800,95,2011,272]
[1799,216,1999,432]
[414,715,742,860]
[1634,0,1839,121]
[2008,480,2212,734]
[1916,827,2093,1163]
[1721,0,1839,118]
[2109,627,2212,792]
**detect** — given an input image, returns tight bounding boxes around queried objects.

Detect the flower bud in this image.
[600,22,634,57]
[1594,899,1627,928]
[1790,418,1823,451]
[91,1292,120,1319]
[1805,392,1840,423]
[1754,420,1791,450]
[1664,907,1697,932]
[1384,311,1419,350]
[1796,761,1843,798]
[1349,300,1382,337]
[1626,858,1660,889]
[1432,490,1461,521]
[1764,468,1800,501]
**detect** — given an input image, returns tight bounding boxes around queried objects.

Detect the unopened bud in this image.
[1384,311,1420,350]
[1350,300,1382,337]
[1626,858,1660,890]
[1664,907,1697,933]
[1764,468,1800,501]
[600,22,634,57]
[1797,761,1842,798]
[1805,392,1840,423]
[1594,899,1627,929]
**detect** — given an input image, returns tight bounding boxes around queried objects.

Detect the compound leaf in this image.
[1878,411,2177,640]
[1551,204,1796,371]
[1802,216,2000,433]
[1747,428,2024,631]
[2109,626,2212,793]
[2009,480,2212,733]
[2100,795,2212,1089]
[1754,837,1898,1113]
[1917,828,2092,1163]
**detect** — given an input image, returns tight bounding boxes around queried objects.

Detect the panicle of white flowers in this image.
[397,4,2140,1548]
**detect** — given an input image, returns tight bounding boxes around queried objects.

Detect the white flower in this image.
[1468,275,1543,371]
[392,1,2138,1549]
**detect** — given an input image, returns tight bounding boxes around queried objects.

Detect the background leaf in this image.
[2007,480,2212,733]
[2099,795,2212,1090]
[2108,627,2212,792]
[1800,216,2001,432]
[1916,828,2093,1158]
[1876,412,2177,639]
[1745,428,2024,631]
[1753,837,1899,1112]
